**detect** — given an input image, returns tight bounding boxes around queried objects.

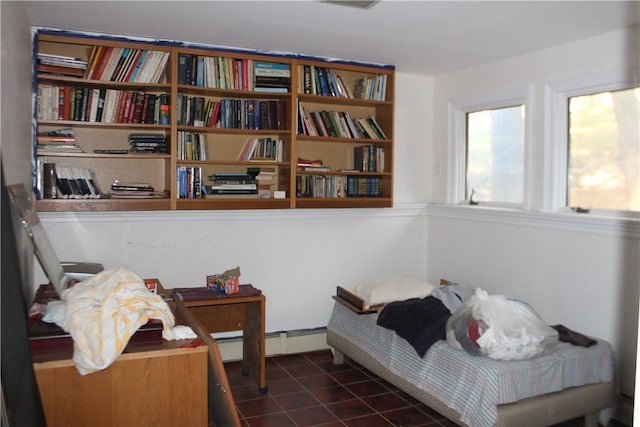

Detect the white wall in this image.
[1,1,35,187]
[1,1,38,300]
[427,27,640,400]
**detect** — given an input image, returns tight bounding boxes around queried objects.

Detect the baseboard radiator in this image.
[216,327,329,362]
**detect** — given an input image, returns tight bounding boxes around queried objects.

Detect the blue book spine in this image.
[196,57,204,87]
[317,68,331,96]
[254,61,290,70]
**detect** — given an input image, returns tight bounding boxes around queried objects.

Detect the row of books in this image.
[37,85,170,124]
[177,166,203,199]
[85,46,169,83]
[296,175,382,198]
[298,104,386,139]
[37,128,82,153]
[300,66,387,101]
[301,65,351,98]
[176,95,286,130]
[178,54,291,92]
[353,75,387,101]
[236,137,284,162]
[177,132,208,161]
[354,144,386,173]
[46,164,102,199]
[37,52,88,78]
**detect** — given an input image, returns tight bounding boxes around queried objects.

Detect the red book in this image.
[131,91,145,123]
[242,58,249,90]
[121,91,134,123]
[140,93,149,124]
[233,60,239,90]
[92,46,113,80]
[115,90,128,123]
[57,85,65,120]
[209,100,221,127]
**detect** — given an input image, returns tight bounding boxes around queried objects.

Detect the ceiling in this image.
[24,1,640,75]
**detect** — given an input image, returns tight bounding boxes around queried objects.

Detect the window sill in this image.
[426,203,640,239]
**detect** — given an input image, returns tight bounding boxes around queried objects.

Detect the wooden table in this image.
[170,284,267,393]
[30,281,242,427]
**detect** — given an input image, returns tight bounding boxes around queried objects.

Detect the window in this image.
[466,105,525,204]
[568,87,640,212]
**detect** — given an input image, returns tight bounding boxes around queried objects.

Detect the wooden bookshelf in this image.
[33,30,394,212]
[294,60,394,207]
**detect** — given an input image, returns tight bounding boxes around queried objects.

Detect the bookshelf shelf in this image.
[296,135,392,144]
[296,93,392,107]
[176,198,292,211]
[38,74,173,90]
[33,30,394,211]
[37,152,171,159]
[176,126,290,135]
[177,85,290,99]
[36,197,172,212]
[295,197,393,209]
[37,120,171,130]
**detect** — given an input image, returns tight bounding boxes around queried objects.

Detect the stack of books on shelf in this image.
[254,167,277,198]
[301,65,351,98]
[298,105,386,140]
[128,133,168,154]
[237,137,284,162]
[109,181,160,199]
[37,52,88,78]
[37,128,82,153]
[253,62,290,93]
[177,132,208,160]
[177,166,203,199]
[297,157,330,172]
[53,165,102,199]
[85,47,169,83]
[205,173,258,198]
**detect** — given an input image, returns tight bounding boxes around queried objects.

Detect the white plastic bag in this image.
[446,288,558,360]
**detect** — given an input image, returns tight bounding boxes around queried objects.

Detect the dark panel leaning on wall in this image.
[1,167,46,427]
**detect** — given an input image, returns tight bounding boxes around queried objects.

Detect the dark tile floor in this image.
[221,349,601,427]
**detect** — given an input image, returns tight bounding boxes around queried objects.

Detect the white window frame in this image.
[545,66,640,219]
[447,84,534,209]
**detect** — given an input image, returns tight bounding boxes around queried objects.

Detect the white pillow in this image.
[353,276,436,308]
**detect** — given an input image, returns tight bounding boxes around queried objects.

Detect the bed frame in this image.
[328,283,616,427]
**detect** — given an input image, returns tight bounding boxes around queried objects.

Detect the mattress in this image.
[327,301,615,427]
